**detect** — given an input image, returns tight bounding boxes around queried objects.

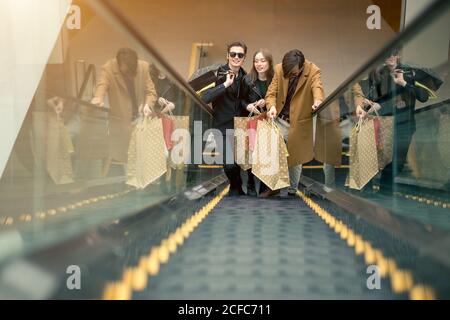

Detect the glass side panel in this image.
[0,0,220,262]
[312,0,450,230]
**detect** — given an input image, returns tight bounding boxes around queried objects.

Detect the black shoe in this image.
[247,187,257,197]
[228,187,245,197]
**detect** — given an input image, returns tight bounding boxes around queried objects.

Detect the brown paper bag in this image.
[251,119,290,190]
[126,117,167,189]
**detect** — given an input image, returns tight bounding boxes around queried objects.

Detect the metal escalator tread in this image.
[134,196,400,299]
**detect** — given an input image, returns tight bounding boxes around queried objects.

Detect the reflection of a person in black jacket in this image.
[202,41,248,196]
[355,49,430,194]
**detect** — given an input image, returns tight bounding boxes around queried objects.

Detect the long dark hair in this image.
[249,49,274,84]
[282,49,304,78]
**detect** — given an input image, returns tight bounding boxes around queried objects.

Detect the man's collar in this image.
[224,63,246,76]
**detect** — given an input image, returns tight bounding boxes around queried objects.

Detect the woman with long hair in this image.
[244,49,275,115]
[241,49,275,196]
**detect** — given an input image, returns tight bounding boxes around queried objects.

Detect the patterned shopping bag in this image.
[46,114,75,185]
[234,117,251,170]
[373,114,394,170]
[347,118,379,190]
[251,119,290,190]
[126,117,167,189]
[234,114,264,171]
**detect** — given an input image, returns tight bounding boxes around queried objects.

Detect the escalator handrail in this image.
[312,0,448,116]
[338,97,450,121]
[63,95,109,113]
[63,63,111,114]
[89,0,213,117]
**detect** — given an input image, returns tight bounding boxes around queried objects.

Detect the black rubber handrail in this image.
[88,0,213,116]
[312,0,449,116]
[63,95,109,113]
[339,97,450,120]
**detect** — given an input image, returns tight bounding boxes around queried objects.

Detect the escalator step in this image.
[133,196,400,299]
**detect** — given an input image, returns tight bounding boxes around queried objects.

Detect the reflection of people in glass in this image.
[149,64,176,114]
[353,49,431,194]
[91,48,157,163]
[46,96,65,115]
[8,61,70,180]
[241,49,274,196]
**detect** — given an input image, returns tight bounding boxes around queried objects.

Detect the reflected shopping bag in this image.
[251,119,290,191]
[158,113,174,150]
[126,116,167,189]
[347,118,379,190]
[46,113,74,185]
[372,112,394,170]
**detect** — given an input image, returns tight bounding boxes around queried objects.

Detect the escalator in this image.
[0,0,449,300]
[122,194,400,300]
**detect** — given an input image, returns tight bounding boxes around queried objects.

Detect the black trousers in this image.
[379,123,415,193]
[217,129,242,192]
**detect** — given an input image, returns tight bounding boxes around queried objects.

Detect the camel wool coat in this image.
[94,59,157,163]
[265,61,341,167]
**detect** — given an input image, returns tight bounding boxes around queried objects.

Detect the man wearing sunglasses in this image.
[202,41,248,196]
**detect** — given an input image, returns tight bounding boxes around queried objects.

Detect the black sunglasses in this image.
[229,52,245,59]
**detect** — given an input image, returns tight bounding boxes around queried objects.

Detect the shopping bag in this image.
[371,110,394,170]
[46,114,74,184]
[251,119,290,190]
[126,116,167,189]
[347,118,379,190]
[158,113,174,150]
[234,116,251,170]
[234,113,264,170]
[247,116,260,152]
